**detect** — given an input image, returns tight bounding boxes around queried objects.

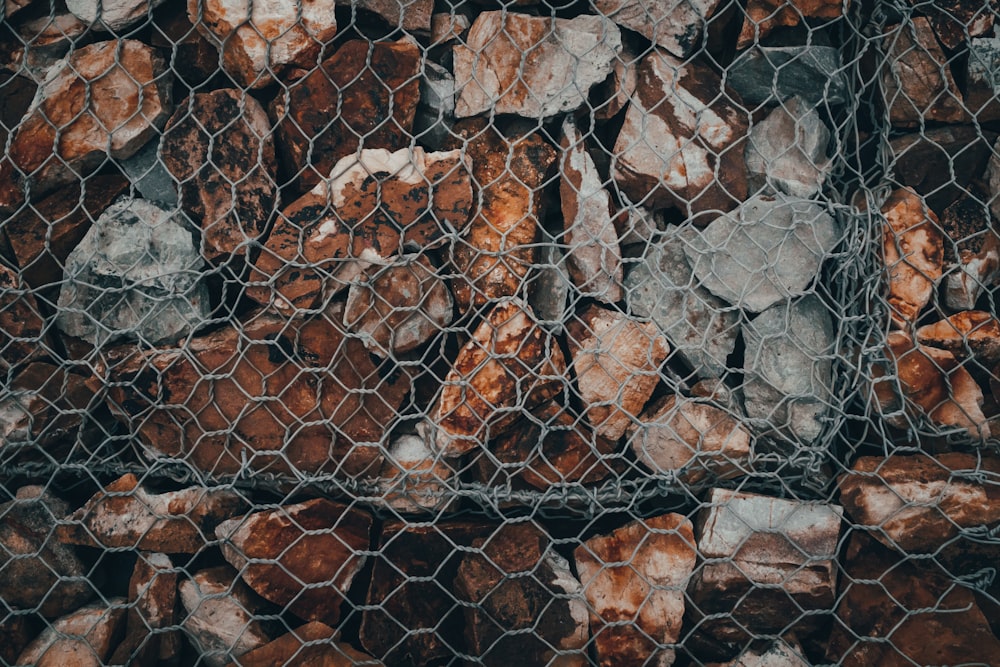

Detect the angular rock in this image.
[727,46,848,107]
[944,232,1000,310]
[746,97,831,198]
[8,40,171,198]
[455,523,589,666]
[742,295,835,444]
[347,0,432,31]
[431,299,567,456]
[708,636,809,667]
[14,13,89,77]
[880,188,944,327]
[625,232,739,377]
[939,194,999,310]
[0,264,45,372]
[431,11,470,43]
[574,513,696,667]
[917,311,1000,364]
[567,304,670,440]
[683,194,841,312]
[965,36,1000,120]
[216,499,372,626]
[248,147,472,311]
[527,231,572,329]
[377,433,457,514]
[594,44,639,121]
[455,12,621,118]
[57,473,247,553]
[271,38,421,190]
[690,488,842,642]
[738,0,845,48]
[109,552,180,666]
[226,622,378,667]
[148,10,220,87]
[613,49,748,217]
[414,60,456,149]
[119,137,177,207]
[16,599,126,667]
[594,0,720,57]
[189,0,337,88]
[67,0,166,31]
[161,89,278,261]
[616,205,666,246]
[907,0,996,50]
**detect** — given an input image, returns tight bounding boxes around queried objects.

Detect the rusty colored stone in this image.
[595,0,720,57]
[16,599,126,667]
[880,188,944,327]
[916,311,1000,364]
[226,622,380,667]
[348,0,432,31]
[0,364,92,462]
[738,0,845,48]
[0,265,45,372]
[906,0,996,50]
[109,552,180,666]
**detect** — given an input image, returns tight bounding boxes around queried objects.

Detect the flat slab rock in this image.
[594,0,721,57]
[16,598,126,667]
[916,310,1000,364]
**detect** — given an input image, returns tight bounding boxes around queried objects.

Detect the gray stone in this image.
[742,295,835,444]
[746,97,831,198]
[414,61,456,149]
[67,0,167,30]
[119,137,177,207]
[683,194,841,312]
[593,0,721,58]
[966,37,1000,120]
[726,46,848,107]
[56,199,210,347]
[528,229,572,331]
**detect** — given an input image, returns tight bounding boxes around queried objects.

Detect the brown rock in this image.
[567,304,670,441]
[248,147,472,311]
[108,552,180,666]
[613,50,748,218]
[907,0,996,50]
[160,89,278,261]
[917,311,1000,364]
[880,188,944,327]
[57,473,247,553]
[376,433,457,514]
[944,230,1000,311]
[431,299,567,456]
[103,306,411,477]
[226,622,379,667]
[347,0,432,31]
[430,12,470,44]
[13,13,88,76]
[0,614,35,665]
[216,498,372,626]
[738,0,845,48]
[149,10,220,87]
[574,513,696,667]
[16,599,126,667]
[270,38,420,191]
[360,521,493,666]
[0,266,45,372]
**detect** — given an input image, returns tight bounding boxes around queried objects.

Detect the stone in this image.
[690,488,842,643]
[216,498,372,626]
[67,0,166,31]
[625,232,739,377]
[742,295,835,444]
[567,304,670,440]
[226,622,379,667]
[346,0,432,31]
[343,253,454,357]
[594,0,721,57]
[414,60,456,149]
[0,486,93,618]
[248,147,472,312]
[55,198,210,347]
[179,566,275,667]
[628,394,751,484]
[376,433,457,513]
[0,615,34,665]
[560,118,623,304]
[916,311,1000,364]
[271,38,421,191]
[616,205,666,246]
[746,97,831,198]
[189,0,337,89]
[454,12,621,118]
[908,0,996,50]
[986,135,1000,224]
[707,637,809,667]
[727,46,848,107]
[883,18,968,127]
[103,306,411,477]
[16,599,126,667]
[57,473,247,553]
[4,0,32,20]
[0,74,35,168]
[108,552,180,666]
[119,137,177,207]
[574,513,697,667]
[594,44,639,120]
[360,521,493,666]
[944,231,1000,310]
[527,231,572,329]
[939,194,999,310]
[14,13,89,77]
[613,50,748,217]
[8,40,171,199]
[880,188,944,327]
[964,37,1000,120]
[431,12,470,43]
[0,265,45,372]
[455,523,589,666]
[738,0,845,48]
[148,10,220,88]
[839,453,1000,554]
[431,299,567,456]
[161,89,277,261]
[683,194,841,312]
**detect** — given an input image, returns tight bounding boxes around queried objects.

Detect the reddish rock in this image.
[595,0,720,57]
[574,513,696,667]
[430,12,470,43]
[916,311,1000,363]
[738,0,845,48]
[594,44,639,121]
[907,0,996,50]
[0,266,45,372]
[161,89,278,261]
[16,599,126,667]
[13,13,88,75]
[149,10,220,87]
[0,614,35,665]
[270,38,420,190]
[109,552,180,666]
[216,499,372,626]
[376,433,457,514]
[880,188,944,327]
[226,622,379,667]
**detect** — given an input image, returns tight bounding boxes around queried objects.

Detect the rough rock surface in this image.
[965,37,1000,120]
[0,264,45,372]
[708,637,810,667]
[0,615,34,665]
[16,599,126,667]
[880,188,945,327]
[109,552,180,666]
[727,46,847,107]
[594,0,720,57]
[746,97,831,198]
[916,311,1000,364]
[941,197,1000,310]
[14,13,89,76]
[376,433,457,513]
[738,0,845,47]
[346,0,432,31]
[120,137,177,207]
[67,0,167,31]
[226,622,379,667]
[414,60,456,149]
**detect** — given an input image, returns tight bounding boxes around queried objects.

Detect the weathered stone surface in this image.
[67,0,166,30]
[431,299,567,456]
[8,40,171,198]
[377,433,457,513]
[746,97,831,198]
[738,0,844,48]
[103,306,411,477]
[216,498,372,626]
[944,231,1000,310]
[344,253,453,357]
[361,521,492,666]
[189,0,336,88]
[567,304,670,440]
[16,599,126,667]
[108,552,180,666]
[907,0,996,50]
[742,295,835,444]
[248,147,471,311]
[528,231,572,329]
[0,486,93,618]
[431,11,470,43]
[120,137,177,207]
[626,232,739,377]
[0,264,45,372]
[613,49,748,217]
[629,394,751,484]
[414,60,456,149]
[148,10,220,87]
[455,523,588,666]
[616,205,666,246]
[346,0,432,31]
[55,198,210,347]
[226,622,379,667]
[14,13,89,76]
[574,513,696,667]
[727,46,847,107]
[0,614,34,665]
[691,488,842,642]
[594,0,720,57]
[594,44,639,121]
[560,118,622,304]
[880,188,944,327]
[161,89,278,261]
[684,194,841,312]
[917,311,1000,364]
[271,38,420,190]
[708,637,809,667]
[57,473,247,553]
[455,12,620,118]
[965,36,1000,120]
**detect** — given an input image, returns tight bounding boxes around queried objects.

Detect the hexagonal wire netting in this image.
[1,0,998,665]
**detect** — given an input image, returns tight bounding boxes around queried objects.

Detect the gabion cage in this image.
[1,0,999,665]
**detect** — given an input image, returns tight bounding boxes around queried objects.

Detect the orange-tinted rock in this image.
[880,188,944,327]
[270,38,420,190]
[0,266,45,372]
[16,599,126,667]
[216,499,372,626]
[109,552,180,666]
[574,513,696,667]
[226,622,379,667]
[940,196,1000,310]
[738,0,845,48]
[430,12,470,43]
[917,311,1000,363]
[906,0,995,50]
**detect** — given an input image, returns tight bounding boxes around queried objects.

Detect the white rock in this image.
[377,433,457,513]
[593,0,721,57]
[16,599,126,667]
[67,0,167,30]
